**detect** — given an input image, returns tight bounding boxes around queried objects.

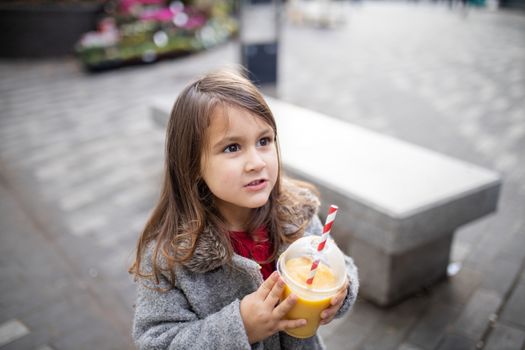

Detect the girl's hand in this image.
[240,271,307,344]
[319,279,349,325]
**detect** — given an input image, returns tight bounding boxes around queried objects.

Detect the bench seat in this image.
[151,96,501,306]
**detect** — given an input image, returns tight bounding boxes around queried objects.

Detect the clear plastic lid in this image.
[277,236,346,297]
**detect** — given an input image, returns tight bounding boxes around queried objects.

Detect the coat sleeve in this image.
[304,215,359,319]
[132,248,252,350]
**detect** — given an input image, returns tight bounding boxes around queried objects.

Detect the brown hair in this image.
[129,68,303,286]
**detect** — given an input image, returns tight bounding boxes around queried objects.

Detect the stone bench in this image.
[151,96,501,306]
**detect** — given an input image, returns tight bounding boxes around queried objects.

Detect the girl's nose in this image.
[244,148,265,172]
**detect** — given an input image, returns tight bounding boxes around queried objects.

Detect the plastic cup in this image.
[277,235,347,338]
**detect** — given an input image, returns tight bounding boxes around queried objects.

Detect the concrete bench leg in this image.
[351,233,453,306]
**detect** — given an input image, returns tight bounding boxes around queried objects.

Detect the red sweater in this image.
[229,226,275,280]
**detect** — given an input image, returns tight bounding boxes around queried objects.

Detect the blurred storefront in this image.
[0,0,238,71]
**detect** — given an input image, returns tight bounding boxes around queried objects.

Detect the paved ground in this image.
[1,1,524,349]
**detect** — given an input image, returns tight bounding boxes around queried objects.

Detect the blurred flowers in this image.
[75,0,237,70]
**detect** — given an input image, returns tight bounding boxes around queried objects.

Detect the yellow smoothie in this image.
[281,256,339,338]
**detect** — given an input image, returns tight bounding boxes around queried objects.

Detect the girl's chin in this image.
[216,192,272,211]
[245,196,271,209]
[246,200,269,209]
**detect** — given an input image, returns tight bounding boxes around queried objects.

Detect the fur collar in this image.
[181,178,320,274]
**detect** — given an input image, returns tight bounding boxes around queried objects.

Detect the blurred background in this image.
[0,0,524,349]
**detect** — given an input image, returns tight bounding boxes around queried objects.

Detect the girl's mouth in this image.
[245,179,267,190]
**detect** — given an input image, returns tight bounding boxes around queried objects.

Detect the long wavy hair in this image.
[129,68,303,286]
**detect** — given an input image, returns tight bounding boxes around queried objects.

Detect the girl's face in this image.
[200,105,279,229]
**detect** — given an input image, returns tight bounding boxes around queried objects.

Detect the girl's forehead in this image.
[208,104,271,133]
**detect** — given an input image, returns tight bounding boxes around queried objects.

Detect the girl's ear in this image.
[197,178,212,202]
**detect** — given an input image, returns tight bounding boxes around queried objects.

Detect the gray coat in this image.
[132,183,359,350]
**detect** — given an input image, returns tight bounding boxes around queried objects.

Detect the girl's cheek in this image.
[221,164,240,180]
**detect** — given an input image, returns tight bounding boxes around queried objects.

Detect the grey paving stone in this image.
[452,288,502,341]
[0,330,52,350]
[0,319,30,347]
[21,293,105,340]
[322,327,368,350]
[359,296,429,350]
[36,346,54,350]
[436,333,478,350]
[0,284,69,326]
[0,183,133,349]
[398,343,424,350]
[497,226,525,263]
[461,221,515,272]
[480,258,522,299]
[320,298,384,350]
[431,266,483,306]
[49,317,131,350]
[483,322,525,350]
[500,282,525,328]
[0,265,23,295]
[406,301,462,350]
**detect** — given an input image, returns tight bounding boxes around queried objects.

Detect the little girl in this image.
[129,69,359,349]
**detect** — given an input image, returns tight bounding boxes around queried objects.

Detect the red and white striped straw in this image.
[306,205,338,286]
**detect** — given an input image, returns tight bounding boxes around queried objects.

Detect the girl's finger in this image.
[320,316,333,325]
[320,311,336,325]
[331,286,348,306]
[273,293,298,319]
[278,318,307,331]
[256,271,279,299]
[321,307,336,320]
[264,276,285,307]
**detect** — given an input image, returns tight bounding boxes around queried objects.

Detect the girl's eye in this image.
[257,137,272,147]
[224,144,240,153]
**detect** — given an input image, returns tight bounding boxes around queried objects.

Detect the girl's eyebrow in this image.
[255,127,275,139]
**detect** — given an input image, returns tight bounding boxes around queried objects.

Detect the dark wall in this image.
[0,3,102,58]
[499,0,525,10]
